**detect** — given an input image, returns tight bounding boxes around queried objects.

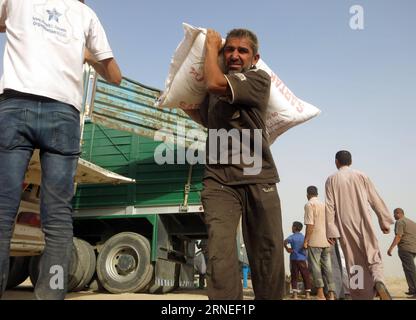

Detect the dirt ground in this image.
[1,278,239,300]
[1,277,414,300]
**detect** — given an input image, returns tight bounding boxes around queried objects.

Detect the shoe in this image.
[327,291,336,300]
[375,281,392,300]
[405,291,416,295]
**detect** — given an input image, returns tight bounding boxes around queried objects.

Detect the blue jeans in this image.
[0,96,80,300]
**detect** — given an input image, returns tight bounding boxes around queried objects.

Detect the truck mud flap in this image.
[148,259,179,294]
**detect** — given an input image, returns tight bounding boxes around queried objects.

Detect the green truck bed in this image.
[73,73,206,214]
[73,122,204,210]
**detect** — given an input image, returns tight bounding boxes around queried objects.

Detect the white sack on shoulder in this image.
[156,23,321,144]
[156,23,207,110]
[256,59,321,142]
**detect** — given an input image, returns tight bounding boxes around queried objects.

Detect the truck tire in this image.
[29,251,81,290]
[96,232,153,294]
[67,238,86,291]
[69,238,97,292]
[6,256,30,289]
[28,255,41,287]
[29,238,96,291]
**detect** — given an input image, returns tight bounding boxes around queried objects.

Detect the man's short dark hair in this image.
[336,150,352,166]
[394,208,404,215]
[225,29,259,55]
[307,186,318,196]
[293,221,303,232]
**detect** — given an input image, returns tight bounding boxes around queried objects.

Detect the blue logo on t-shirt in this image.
[46,8,61,23]
[33,3,70,42]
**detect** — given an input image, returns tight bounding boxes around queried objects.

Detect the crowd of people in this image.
[283,151,416,300]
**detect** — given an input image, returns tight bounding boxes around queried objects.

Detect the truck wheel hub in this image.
[116,254,136,274]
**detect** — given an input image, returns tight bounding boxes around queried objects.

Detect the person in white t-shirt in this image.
[0,0,121,300]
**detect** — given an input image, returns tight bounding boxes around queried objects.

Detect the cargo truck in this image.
[70,72,209,294]
[9,70,246,295]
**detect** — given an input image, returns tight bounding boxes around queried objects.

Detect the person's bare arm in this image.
[0,26,5,33]
[283,239,293,253]
[84,49,122,85]
[366,176,393,233]
[204,29,228,96]
[304,224,314,249]
[387,234,402,256]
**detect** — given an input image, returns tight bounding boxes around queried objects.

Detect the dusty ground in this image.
[1,277,414,300]
[2,278,250,300]
[284,277,416,300]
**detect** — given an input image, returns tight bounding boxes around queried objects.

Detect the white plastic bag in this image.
[156,23,321,143]
[256,59,322,142]
[194,250,207,275]
[156,23,207,110]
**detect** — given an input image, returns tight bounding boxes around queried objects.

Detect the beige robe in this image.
[325,166,394,300]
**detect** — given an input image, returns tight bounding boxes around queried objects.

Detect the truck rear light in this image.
[16,212,41,228]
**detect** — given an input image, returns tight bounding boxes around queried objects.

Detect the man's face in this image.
[223,37,259,74]
[394,210,402,220]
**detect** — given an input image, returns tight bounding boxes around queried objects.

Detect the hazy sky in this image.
[1,0,415,278]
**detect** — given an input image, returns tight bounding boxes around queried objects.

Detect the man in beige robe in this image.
[325,150,394,300]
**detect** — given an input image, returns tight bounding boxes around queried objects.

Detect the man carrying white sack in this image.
[185,29,284,300]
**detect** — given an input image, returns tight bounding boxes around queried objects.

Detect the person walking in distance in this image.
[284,221,312,299]
[388,208,416,297]
[325,150,394,300]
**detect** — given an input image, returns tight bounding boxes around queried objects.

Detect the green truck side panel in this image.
[75,76,206,210]
[73,122,205,209]
[89,77,206,148]
[73,76,207,265]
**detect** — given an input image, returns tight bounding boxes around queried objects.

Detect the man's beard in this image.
[227,65,250,74]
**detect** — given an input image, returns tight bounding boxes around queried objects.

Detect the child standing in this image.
[284,221,312,299]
